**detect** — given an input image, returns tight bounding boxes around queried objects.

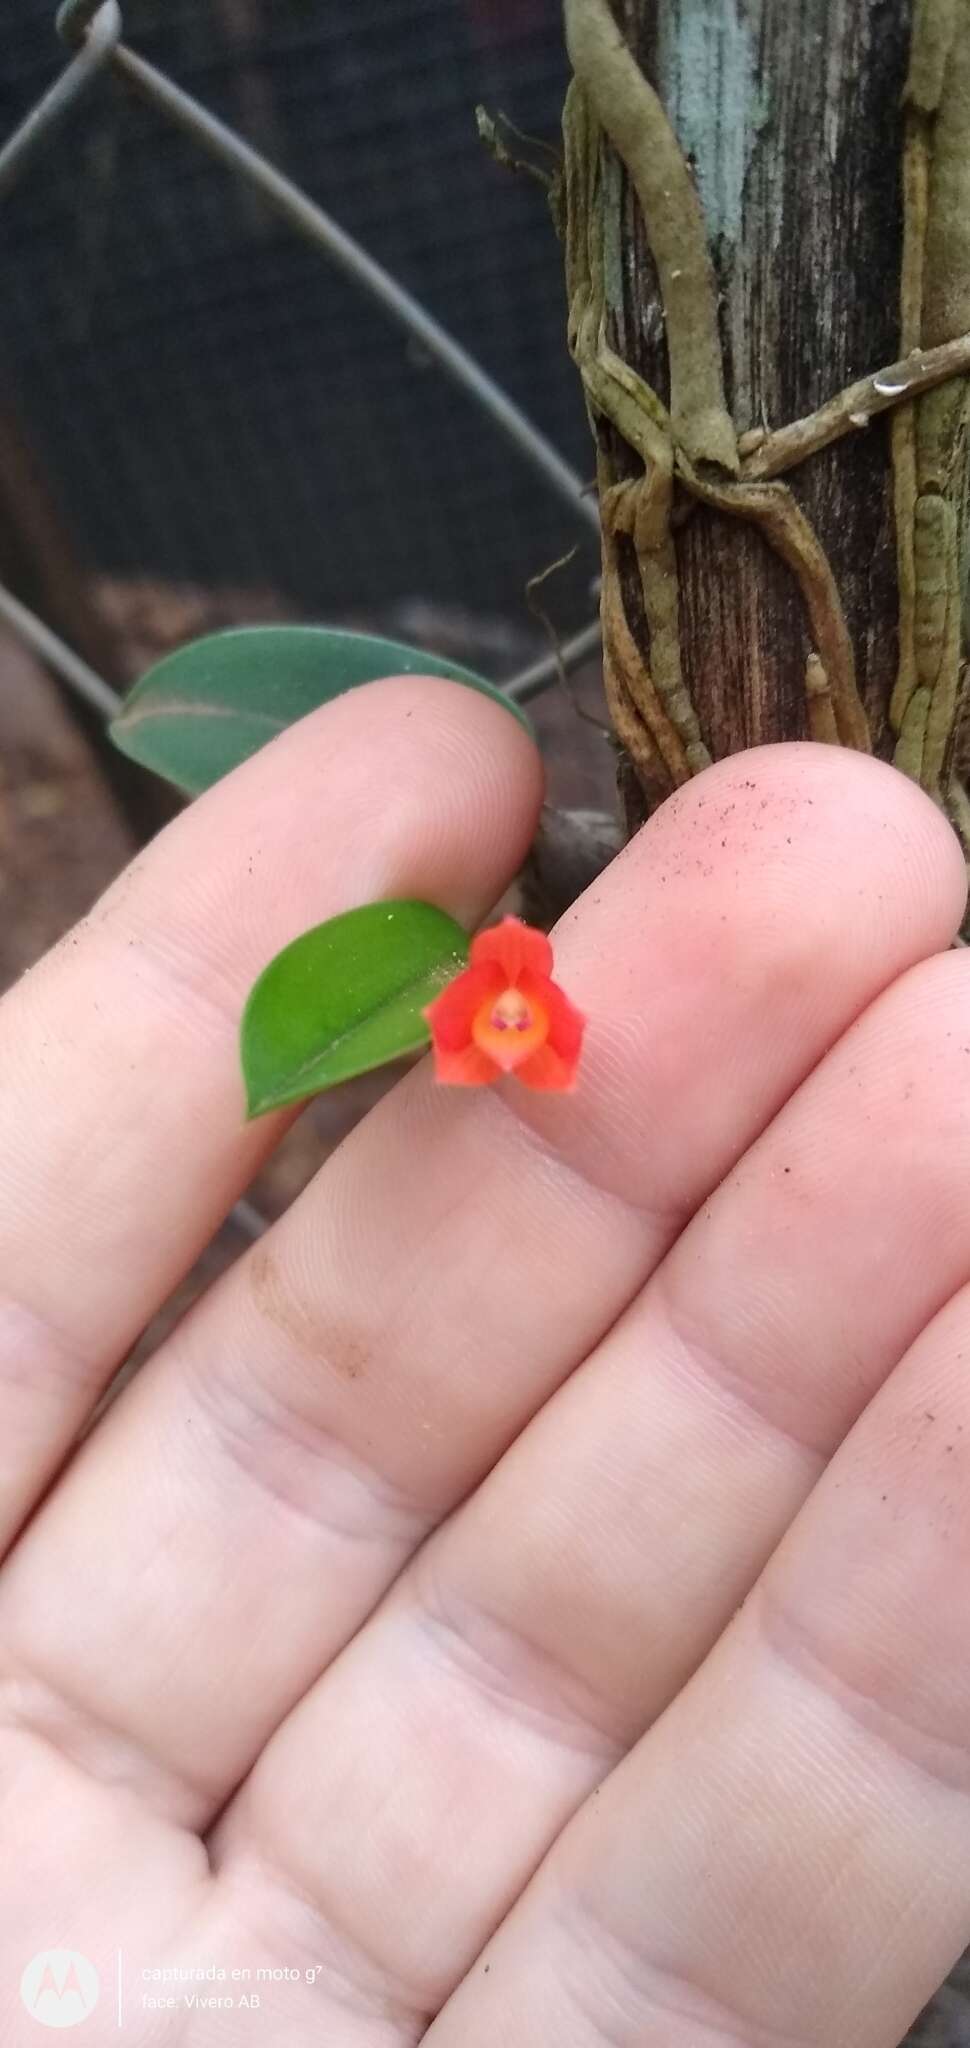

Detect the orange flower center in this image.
[488,989,532,1032]
[472,982,549,1071]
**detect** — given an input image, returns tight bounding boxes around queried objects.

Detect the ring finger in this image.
[430,1272,970,2046]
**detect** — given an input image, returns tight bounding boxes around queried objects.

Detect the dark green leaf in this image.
[241,898,468,1115]
[110,625,529,794]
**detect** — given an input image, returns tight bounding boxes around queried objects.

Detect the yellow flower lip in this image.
[488,989,533,1032]
[471,983,549,1071]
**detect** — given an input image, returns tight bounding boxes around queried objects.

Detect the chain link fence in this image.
[0,0,602,691]
[0,0,612,1252]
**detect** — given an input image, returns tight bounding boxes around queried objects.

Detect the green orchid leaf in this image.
[110,625,528,794]
[241,898,468,1115]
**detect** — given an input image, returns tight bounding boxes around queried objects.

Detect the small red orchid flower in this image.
[424,916,585,1091]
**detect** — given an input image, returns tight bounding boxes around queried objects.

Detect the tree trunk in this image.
[559,3,970,2042]
[561,0,970,879]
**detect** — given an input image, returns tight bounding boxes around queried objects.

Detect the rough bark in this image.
[614,0,907,775]
[562,0,970,858]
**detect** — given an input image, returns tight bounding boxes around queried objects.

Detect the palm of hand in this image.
[1,677,968,2047]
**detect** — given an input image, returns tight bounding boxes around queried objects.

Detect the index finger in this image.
[0,676,542,1548]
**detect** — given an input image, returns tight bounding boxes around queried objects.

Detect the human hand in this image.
[0,675,968,2046]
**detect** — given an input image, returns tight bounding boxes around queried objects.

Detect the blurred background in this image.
[0,0,611,982]
[0,0,596,649]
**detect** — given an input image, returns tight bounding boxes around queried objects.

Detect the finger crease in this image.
[760,1589,970,1800]
[554,1881,812,2048]
[184,1346,430,1553]
[112,905,251,1051]
[488,1077,689,1227]
[216,1844,433,2042]
[0,1287,99,1404]
[656,1280,831,1466]
[412,1560,628,1763]
[0,1657,212,1829]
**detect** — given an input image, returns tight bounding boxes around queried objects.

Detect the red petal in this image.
[514,1042,579,1092]
[522,974,585,1063]
[430,1041,498,1086]
[470,916,553,986]
[424,961,503,1051]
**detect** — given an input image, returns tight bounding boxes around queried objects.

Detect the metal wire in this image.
[56,0,107,39]
[0,1,600,536]
[227,1198,268,1242]
[0,0,120,200]
[0,579,122,719]
[503,619,603,704]
[0,574,600,722]
[110,43,598,532]
[0,7,605,741]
